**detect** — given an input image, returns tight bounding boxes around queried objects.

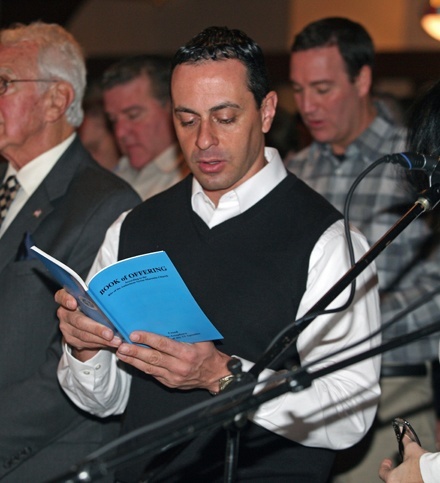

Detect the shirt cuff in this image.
[420,452,440,483]
[63,343,114,384]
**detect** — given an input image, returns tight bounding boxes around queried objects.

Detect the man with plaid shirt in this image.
[286,16,440,482]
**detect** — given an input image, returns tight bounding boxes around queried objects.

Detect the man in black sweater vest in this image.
[55,27,381,482]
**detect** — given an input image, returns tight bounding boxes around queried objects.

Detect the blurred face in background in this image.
[78,109,120,171]
[290,45,372,155]
[104,74,175,170]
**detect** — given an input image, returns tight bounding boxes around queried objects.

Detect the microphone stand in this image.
[223,183,440,481]
[51,317,440,483]
[250,183,440,377]
[53,185,440,483]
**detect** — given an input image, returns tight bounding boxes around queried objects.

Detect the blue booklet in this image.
[31,246,223,344]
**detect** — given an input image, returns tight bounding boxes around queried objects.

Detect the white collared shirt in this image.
[192,147,286,228]
[116,144,188,201]
[58,147,381,450]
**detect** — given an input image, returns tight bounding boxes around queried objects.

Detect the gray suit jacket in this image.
[0,137,140,481]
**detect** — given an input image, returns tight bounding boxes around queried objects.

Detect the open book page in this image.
[31,246,222,344]
[30,245,114,329]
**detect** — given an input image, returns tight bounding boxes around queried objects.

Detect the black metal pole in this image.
[250,185,440,378]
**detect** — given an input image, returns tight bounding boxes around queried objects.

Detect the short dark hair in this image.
[101,55,171,105]
[171,26,270,108]
[291,17,374,82]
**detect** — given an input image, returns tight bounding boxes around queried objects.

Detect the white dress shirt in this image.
[58,147,381,450]
[116,144,188,201]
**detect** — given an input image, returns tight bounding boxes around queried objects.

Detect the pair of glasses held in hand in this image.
[392,417,421,461]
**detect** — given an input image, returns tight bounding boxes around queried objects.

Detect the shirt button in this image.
[83,370,91,375]
[95,364,101,370]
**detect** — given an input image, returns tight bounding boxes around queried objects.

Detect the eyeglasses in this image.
[0,76,57,96]
[392,417,421,461]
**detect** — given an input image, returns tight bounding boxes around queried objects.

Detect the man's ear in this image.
[44,81,75,123]
[355,65,372,98]
[261,91,278,134]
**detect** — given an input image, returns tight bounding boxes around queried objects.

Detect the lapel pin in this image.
[33,209,42,218]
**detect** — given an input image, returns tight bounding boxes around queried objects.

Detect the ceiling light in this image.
[421,0,440,41]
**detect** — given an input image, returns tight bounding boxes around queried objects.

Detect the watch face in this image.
[219,374,235,392]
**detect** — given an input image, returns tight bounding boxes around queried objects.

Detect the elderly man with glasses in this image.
[0,21,140,482]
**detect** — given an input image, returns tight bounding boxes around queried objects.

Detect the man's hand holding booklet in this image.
[31,246,223,344]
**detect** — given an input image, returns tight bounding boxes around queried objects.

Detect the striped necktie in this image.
[0,175,20,226]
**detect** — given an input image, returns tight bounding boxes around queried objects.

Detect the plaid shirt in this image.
[285,107,440,364]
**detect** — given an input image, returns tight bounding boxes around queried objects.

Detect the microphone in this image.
[387,152,440,178]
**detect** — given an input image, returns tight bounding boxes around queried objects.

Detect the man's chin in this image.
[309,129,332,144]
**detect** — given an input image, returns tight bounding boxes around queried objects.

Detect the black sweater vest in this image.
[116,173,342,482]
